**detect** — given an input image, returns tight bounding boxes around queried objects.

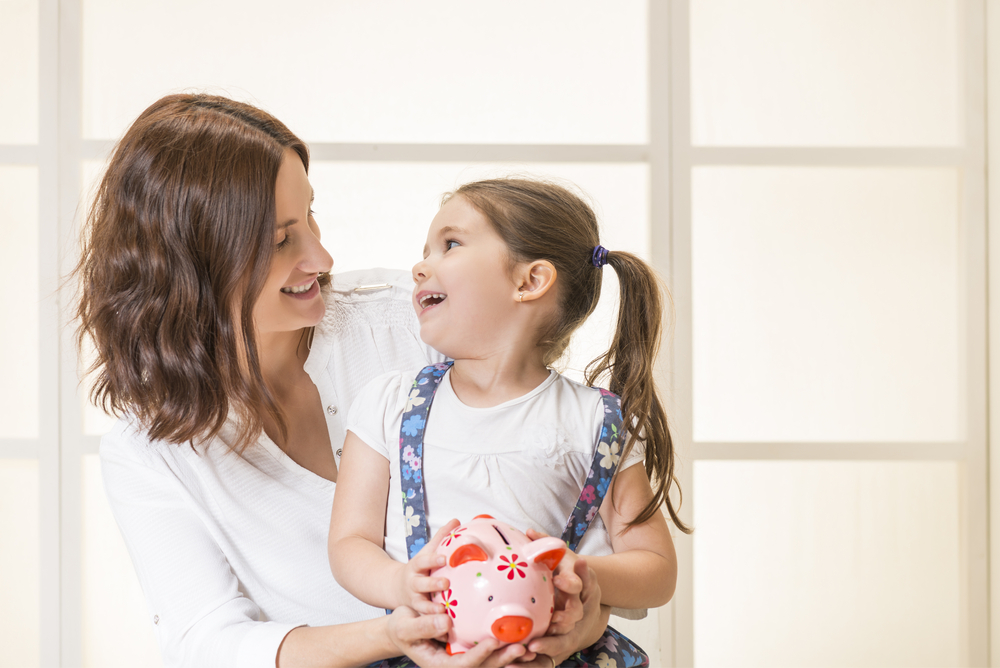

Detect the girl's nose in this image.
[412,259,428,283]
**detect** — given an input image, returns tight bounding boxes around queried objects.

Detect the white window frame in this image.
[668,1,988,665]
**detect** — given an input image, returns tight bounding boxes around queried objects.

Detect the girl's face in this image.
[412,196,521,357]
[253,148,333,337]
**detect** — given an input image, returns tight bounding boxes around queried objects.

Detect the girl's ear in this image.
[516,260,557,302]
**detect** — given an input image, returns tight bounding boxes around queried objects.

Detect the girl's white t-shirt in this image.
[346,367,645,565]
[99,269,445,668]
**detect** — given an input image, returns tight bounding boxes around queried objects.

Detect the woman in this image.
[76,94,608,668]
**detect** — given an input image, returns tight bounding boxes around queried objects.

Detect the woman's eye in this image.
[445,240,460,251]
[276,235,291,250]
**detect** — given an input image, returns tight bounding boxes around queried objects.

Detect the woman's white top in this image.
[100,269,444,668]
[347,368,645,564]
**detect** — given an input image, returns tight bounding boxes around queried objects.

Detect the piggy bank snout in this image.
[491,615,534,643]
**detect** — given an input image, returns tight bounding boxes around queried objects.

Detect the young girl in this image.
[329,178,690,664]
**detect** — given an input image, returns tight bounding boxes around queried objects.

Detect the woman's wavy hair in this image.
[75,93,326,452]
[449,178,691,533]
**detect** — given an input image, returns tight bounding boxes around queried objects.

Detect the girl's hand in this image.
[524,529,608,665]
[387,607,530,667]
[394,518,460,614]
[524,528,585,635]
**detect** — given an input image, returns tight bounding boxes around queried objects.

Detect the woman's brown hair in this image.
[75,93,324,452]
[450,178,691,534]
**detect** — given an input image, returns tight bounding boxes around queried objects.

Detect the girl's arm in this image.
[584,463,678,609]
[328,430,449,612]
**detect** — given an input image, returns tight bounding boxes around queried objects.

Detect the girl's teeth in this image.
[281,281,314,294]
[420,293,446,308]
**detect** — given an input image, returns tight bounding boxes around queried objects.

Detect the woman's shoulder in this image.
[98,416,189,486]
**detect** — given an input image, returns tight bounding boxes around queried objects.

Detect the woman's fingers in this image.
[389,607,451,644]
[458,640,526,667]
[412,598,446,615]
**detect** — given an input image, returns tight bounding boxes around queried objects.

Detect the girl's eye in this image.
[276,235,291,250]
[445,240,460,251]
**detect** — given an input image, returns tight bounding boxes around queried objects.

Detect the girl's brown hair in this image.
[450,178,691,533]
[75,93,323,452]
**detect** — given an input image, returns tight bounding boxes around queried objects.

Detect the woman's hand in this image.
[387,607,530,667]
[393,518,460,614]
[522,529,609,666]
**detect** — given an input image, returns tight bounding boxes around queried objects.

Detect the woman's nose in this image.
[301,230,334,274]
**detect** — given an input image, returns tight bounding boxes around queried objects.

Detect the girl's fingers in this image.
[410,550,448,572]
[411,574,450,594]
[428,518,462,550]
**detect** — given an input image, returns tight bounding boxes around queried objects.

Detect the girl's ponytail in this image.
[586,250,692,534]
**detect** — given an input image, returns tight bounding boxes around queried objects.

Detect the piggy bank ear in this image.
[450,542,489,567]
[534,546,565,571]
[524,536,566,571]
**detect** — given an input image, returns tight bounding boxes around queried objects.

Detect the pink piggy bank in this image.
[431,514,566,655]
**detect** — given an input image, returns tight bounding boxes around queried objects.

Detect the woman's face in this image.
[253,148,333,337]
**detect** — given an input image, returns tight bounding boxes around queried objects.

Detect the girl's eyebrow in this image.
[422,224,470,257]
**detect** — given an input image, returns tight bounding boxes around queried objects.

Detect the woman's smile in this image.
[280,277,320,299]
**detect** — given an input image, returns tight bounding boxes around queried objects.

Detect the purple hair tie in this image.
[591,245,610,268]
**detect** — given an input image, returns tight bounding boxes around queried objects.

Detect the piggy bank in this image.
[431,515,566,654]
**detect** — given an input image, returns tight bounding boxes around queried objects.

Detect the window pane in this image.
[0,459,40,668]
[82,0,647,144]
[0,0,38,144]
[82,455,162,668]
[690,0,960,146]
[310,162,649,379]
[0,165,39,438]
[692,167,960,442]
[693,461,961,667]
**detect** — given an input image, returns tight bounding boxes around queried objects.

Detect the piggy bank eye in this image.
[488,596,493,602]
[531,597,536,603]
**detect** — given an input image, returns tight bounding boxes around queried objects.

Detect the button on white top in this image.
[327,405,338,415]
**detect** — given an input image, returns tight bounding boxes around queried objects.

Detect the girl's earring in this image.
[518,291,524,303]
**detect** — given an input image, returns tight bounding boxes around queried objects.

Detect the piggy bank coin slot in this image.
[492,525,510,546]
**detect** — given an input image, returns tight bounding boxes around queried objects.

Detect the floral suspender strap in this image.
[554,389,650,668]
[560,388,625,553]
[397,361,452,559]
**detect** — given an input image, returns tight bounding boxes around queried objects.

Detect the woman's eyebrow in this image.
[277,219,297,230]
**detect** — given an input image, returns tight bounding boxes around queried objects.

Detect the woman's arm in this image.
[585,463,677,609]
[328,430,448,611]
[102,424,457,668]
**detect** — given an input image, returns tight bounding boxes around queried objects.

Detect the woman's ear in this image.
[516,260,557,302]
